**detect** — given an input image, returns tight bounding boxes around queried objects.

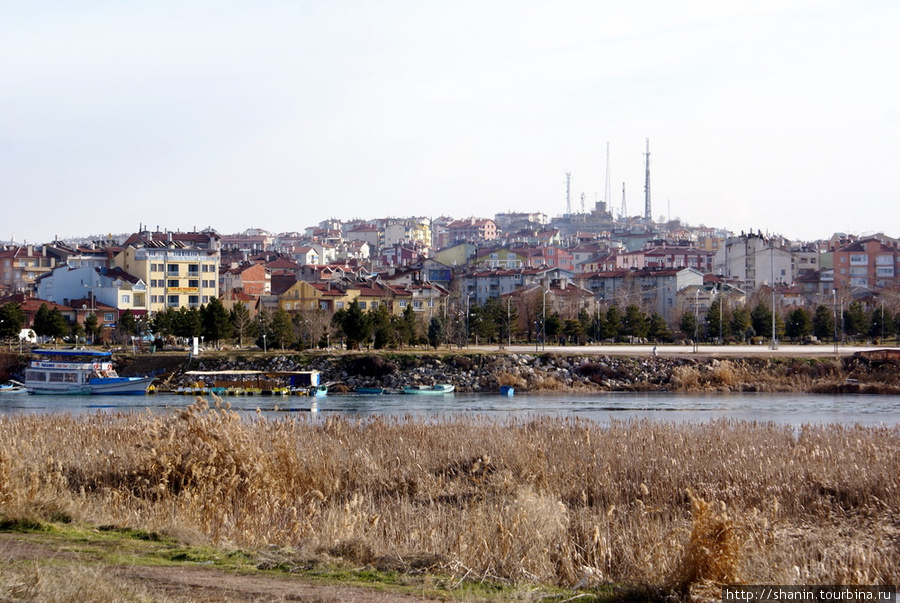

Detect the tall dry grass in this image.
[1,398,898,597]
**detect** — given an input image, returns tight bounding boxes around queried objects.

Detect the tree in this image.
[173,307,202,339]
[333,300,372,349]
[843,301,869,341]
[647,312,672,342]
[544,312,562,343]
[750,303,772,339]
[678,311,697,340]
[84,313,100,344]
[47,308,69,341]
[622,304,649,341]
[785,307,812,342]
[605,305,622,341]
[70,321,85,343]
[0,303,25,338]
[427,316,445,349]
[812,304,835,342]
[229,302,255,347]
[730,306,753,342]
[371,305,397,349]
[119,309,137,336]
[268,307,295,350]
[562,318,586,344]
[32,303,53,338]
[202,297,232,346]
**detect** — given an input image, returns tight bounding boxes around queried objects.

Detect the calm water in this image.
[1,391,898,426]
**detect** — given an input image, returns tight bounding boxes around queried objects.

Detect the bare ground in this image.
[0,532,447,603]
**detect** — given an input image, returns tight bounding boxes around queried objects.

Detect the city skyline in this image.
[3,1,898,244]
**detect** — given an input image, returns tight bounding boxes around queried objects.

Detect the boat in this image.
[24,349,154,395]
[310,385,328,397]
[0,381,26,394]
[356,387,385,395]
[403,384,455,394]
[500,385,515,396]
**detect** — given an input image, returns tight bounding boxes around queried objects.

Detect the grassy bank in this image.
[1,399,898,600]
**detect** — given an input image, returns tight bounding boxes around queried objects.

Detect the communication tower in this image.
[620,182,627,219]
[565,171,572,216]
[604,142,611,212]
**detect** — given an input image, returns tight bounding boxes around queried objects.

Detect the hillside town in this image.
[1,208,898,349]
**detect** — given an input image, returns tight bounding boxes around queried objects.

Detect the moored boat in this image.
[499,385,515,396]
[0,381,26,394]
[403,384,455,394]
[24,349,153,395]
[356,387,385,395]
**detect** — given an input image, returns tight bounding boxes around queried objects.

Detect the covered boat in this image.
[403,384,455,394]
[25,349,153,395]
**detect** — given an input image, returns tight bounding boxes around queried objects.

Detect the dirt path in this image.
[0,532,444,602]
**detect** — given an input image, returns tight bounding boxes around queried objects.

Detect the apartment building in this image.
[114,230,221,312]
[0,245,56,293]
[832,238,899,290]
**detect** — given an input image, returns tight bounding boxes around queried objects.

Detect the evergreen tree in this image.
[647,312,672,342]
[679,311,697,340]
[812,304,835,342]
[543,312,562,344]
[785,307,812,342]
[84,313,100,344]
[750,303,772,338]
[0,303,25,338]
[562,318,585,344]
[730,306,753,342]
[867,305,894,342]
[173,307,202,338]
[32,303,53,338]
[268,306,295,350]
[427,316,445,349]
[46,307,69,341]
[843,301,869,341]
[604,305,622,341]
[704,299,730,341]
[202,297,232,345]
[622,304,649,340]
[371,305,396,349]
[333,300,372,349]
[119,309,138,336]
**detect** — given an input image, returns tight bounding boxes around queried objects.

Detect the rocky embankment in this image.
[175,351,900,394]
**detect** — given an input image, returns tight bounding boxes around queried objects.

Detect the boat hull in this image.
[403,384,455,394]
[89,376,156,395]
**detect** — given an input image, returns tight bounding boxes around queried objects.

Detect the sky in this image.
[2,0,898,244]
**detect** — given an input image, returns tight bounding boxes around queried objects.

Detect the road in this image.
[464,343,889,357]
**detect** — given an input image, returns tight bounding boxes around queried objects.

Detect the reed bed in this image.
[1,398,897,598]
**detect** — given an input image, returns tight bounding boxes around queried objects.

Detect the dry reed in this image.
[1,398,897,596]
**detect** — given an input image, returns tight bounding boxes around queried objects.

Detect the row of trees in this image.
[4,296,900,351]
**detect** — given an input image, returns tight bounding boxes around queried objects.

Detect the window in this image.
[167,295,179,307]
[168,279,179,288]
[104,313,115,322]
[121,294,130,304]
[335,302,344,310]
[358,302,366,309]
[428,299,434,307]
[413,300,423,309]
[188,296,199,306]
[849,254,867,265]
[319,301,328,310]
[188,280,199,288]
[167,265,179,275]
[399,300,408,307]
[188,264,199,276]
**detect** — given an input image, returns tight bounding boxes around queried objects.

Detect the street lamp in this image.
[693,288,699,353]
[262,333,267,353]
[542,289,551,351]
[832,289,838,354]
[770,244,778,350]
[465,292,474,348]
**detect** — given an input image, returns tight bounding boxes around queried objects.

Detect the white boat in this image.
[0,381,26,394]
[25,349,154,395]
[403,384,455,395]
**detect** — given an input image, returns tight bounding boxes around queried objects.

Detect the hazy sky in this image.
[2,0,898,244]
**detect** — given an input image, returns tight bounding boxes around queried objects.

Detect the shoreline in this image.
[148,346,900,395]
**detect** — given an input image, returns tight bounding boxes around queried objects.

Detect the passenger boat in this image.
[402,384,455,394]
[24,349,154,395]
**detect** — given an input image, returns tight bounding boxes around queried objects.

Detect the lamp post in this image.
[465,292,474,348]
[770,244,778,350]
[506,295,511,348]
[832,289,838,354]
[693,288,699,353]
[542,289,551,351]
[262,333,267,353]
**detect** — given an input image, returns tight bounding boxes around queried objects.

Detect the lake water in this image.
[1,391,898,427]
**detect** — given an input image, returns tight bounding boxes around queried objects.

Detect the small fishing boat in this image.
[0,381,26,394]
[403,384,455,395]
[25,349,153,395]
[310,385,328,397]
[356,387,385,395]
[499,385,515,396]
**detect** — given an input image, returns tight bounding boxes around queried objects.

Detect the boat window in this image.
[49,372,66,382]
[26,370,46,382]
[64,373,79,383]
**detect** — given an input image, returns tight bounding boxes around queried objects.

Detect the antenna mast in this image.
[620,182,627,219]
[644,138,652,222]
[565,171,572,216]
